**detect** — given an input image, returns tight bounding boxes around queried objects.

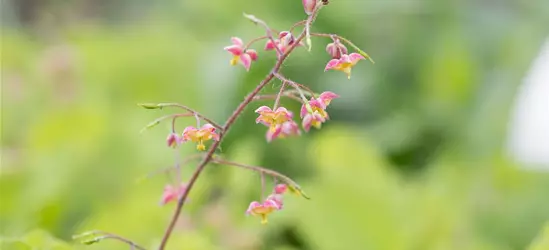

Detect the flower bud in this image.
[274,184,288,194]
[278,31,295,48]
[302,0,317,15]
[166,133,180,148]
[325,41,348,59]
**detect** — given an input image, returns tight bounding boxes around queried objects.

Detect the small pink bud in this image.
[246,49,258,61]
[278,31,295,48]
[326,41,348,59]
[302,0,317,15]
[166,133,179,148]
[274,184,287,194]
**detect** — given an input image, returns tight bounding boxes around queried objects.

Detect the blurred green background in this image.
[2,0,549,249]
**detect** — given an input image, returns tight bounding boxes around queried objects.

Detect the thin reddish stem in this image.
[289,20,307,33]
[151,103,223,130]
[273,81,287,110]
[243,35,268,51]
[243,13,284,56]
[253,93,304,103]
[273,73,317,98]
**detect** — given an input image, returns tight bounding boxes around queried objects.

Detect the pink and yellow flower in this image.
[324,53,365,79]
[160,184,186,205]
[246,200,280,224]
[224,37,258,71]
[255,106,293,132]
[300,91,339,132]
[266,120,301,142]
[181,124,220,151]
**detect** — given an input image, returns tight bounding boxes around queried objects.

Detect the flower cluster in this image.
[246,184,288,224]
[132,2,373,248]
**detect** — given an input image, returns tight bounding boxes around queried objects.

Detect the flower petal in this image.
[239,53,252,71]
[255,106,273,114]
[231,37,244,47]
[324,59,340,71]
[302,114,313,132]
[224,44,243,56]
[319,91,340,105]
[246,49,258,61]
[349,52,365,63]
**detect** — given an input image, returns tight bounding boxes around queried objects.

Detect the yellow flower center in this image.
[230,55,239,66]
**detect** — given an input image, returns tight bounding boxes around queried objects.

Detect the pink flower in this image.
[302,0,317,15]
[160,184,186,205]
[266,120,301,142]
[224,37,258,71]
[326,40,348,59]
[166,132,180,148]
[246,199,280,224]
[266,193,284,210]
[300,91,339,132]
[264,31,303,57]
[181,124,220,151]
[255,106,293,131]
[324,53,365,79]
[274,184,288,194]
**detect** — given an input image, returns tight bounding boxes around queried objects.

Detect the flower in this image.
[274,184,288,194]
[224,37,258,71]
[302,0,317,15]
[160,184,186,205]
[326,40,348,59]
[246,200,280,224]
[255,106,294,132]
[166,132,180,148]
[264,31,303,57]
[300,91,339,132]
[266,193,284,210]
[181,124,220,151]
[324,53,365,79]
[266,120,301,142]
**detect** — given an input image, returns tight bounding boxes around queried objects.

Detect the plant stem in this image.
[157,11,318,249]
[153,103,223,130]
[253,93,304,103]
[273,81,287,110]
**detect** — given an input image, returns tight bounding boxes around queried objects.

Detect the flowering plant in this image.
[74,1,373,249]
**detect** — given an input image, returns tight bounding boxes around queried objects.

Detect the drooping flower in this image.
[324,53,365,79]
[264,31,303,57]
[326,40,348,59]
[224,37,258,71]
[181,124,220,151]
[274,184,288,194]
[266,193,284,210]
[266,120,301,142]
[255,106,294,132]
[160,184,186,205]
[166,132,181,148]
[246,200,280,224]
[300,91,339,132]
[302,0,317,15]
